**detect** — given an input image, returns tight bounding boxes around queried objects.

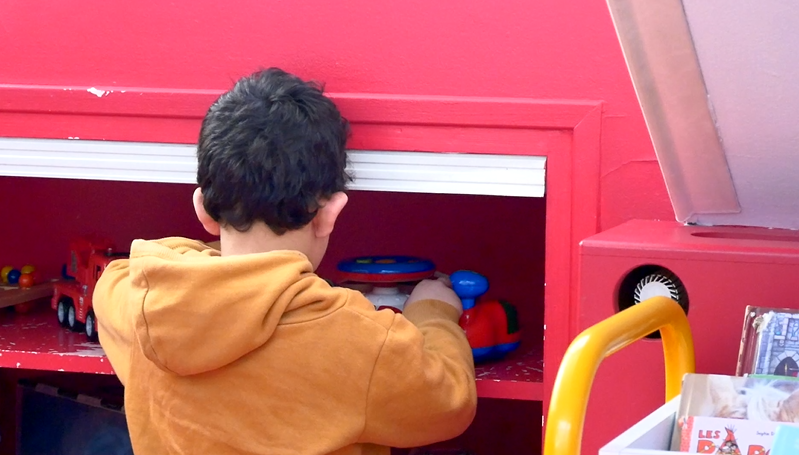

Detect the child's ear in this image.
[313,192,348,238]
[192,188,221,236]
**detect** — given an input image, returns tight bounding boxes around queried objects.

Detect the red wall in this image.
[2,0,677,451]
[2,0,674,230]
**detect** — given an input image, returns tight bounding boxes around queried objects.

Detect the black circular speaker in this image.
[617,265,688,339]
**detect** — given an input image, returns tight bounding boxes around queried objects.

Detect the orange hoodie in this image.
[93,237,477,455]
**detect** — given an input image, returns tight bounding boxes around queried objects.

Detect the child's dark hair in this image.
[197,68,351,235]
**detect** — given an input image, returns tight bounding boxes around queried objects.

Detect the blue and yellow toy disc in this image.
[337,255,436,283]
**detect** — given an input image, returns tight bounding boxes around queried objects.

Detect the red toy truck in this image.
[51,237,129,341]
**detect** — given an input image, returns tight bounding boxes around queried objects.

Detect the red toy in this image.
[17,273,34,290]
[336,256,521,362]
[450,270,522,363]
[51,237,129,341]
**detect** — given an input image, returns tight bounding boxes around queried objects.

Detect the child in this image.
[93,68,477,455]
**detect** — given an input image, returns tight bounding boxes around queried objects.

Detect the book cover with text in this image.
[679,415,790,454]
[671,374,799,452]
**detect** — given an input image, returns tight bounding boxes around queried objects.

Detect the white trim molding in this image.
[0,137,545,198]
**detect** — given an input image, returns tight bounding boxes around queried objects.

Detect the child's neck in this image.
[218,222,314,258]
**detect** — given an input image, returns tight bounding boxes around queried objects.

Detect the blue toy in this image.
[451,270,522,363]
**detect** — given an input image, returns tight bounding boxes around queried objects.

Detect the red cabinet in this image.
[578,220,799,455]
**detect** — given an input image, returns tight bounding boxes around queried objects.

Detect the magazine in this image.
[772,424,799,455]
[671,373,799,452]
[737,306,799,377]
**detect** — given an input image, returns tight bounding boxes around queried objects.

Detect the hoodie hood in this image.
[126,237,341,376]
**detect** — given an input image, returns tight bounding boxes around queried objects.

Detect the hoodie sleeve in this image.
[360,299,477,448]
[93,258,136,385]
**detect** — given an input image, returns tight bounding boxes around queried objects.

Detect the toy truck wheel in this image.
[85,312,98,342]
[56,298,71,328]
[67,304,84,332]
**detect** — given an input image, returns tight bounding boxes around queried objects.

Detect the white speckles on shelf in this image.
[0,308,113,374]
[473,346,544,385]
[71,347,106,356]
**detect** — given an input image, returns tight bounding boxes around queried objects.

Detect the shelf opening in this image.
[0,177,546,401]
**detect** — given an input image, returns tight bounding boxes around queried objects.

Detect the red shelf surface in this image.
[474,343,543,401]
[0,306,114,375]
[0,305,543,400]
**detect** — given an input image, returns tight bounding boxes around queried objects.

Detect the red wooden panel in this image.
[578,219,799,454]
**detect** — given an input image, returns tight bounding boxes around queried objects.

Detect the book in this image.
[772,424,799,455]
[671,373,799,452]
[737,306,799,377]
[678,417,778,454]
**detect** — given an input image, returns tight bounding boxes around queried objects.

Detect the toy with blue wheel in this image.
[336,255,521,363]
[450,270,522,363]
[337,255,438,283]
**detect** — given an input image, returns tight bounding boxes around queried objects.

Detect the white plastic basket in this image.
[599,397,684,455]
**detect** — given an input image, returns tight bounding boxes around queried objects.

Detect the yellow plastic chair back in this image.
[543,296,695,455]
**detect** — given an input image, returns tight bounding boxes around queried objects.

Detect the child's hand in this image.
[406,278,463,316]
